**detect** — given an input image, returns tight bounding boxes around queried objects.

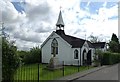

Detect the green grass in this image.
[14,64,39,80]
[14,64,93,80]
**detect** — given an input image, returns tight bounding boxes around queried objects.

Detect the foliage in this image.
[23,47,41,64]
[111,33,119,43]
[108,33,120,53]
[88,34,102,43]
[17,50,29,65]
[2,37,19,81]
[17,50,29,59]
[109,41,119,53]
[101,52,120,65]
[93,49,103,66]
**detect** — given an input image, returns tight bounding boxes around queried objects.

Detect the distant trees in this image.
[18,47,41,64]
[88,34,103,43]
[17,50,29,65]
[108,33,120,53]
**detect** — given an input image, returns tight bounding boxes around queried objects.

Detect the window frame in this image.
[74,49,79,59]
[51,38,58,55]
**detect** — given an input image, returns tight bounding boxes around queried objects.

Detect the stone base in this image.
[46,66,63,71]
[47,57,62,70]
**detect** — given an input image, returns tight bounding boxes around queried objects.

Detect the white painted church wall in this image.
[57,37,72,65]
[42,33,73,65]
[42,38,52,64]
[72,48,80,65]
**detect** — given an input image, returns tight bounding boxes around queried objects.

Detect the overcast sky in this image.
[0,0,119,51]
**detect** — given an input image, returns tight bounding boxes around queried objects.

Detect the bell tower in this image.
[56,10,64,30]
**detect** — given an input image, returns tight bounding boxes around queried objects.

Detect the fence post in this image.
[38,63,39,82]
[78,60,79,72]
[88,61,89,69]
[62,61,64,76]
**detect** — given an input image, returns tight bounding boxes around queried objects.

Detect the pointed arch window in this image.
[51,38,58,56]
[74,49,78,59]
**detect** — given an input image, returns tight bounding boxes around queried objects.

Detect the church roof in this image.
[92,42,106,48]
[56,30,93,48]
[56,10,64,27]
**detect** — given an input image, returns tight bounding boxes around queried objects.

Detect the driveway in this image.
[77,64,119,80]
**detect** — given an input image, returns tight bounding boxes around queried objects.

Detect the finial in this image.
[60,6,62,10]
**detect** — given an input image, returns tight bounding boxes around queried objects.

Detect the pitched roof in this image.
[86,41,94,48]
[92,42,106,48]
[55,30,106,48]
[56,30,93,48]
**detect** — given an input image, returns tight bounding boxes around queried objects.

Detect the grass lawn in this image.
[14,63,93,80]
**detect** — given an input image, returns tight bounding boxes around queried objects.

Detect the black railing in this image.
[13,60,92,81]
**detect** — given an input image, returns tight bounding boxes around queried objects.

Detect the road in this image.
[77,64,119,80]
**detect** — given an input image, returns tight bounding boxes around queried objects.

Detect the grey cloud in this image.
[73,29,81,34]
[73,29,86,34]
[2,2,26,24]
[17,44,31,51]
[35,27,52,33]
[13,31,42,43]
[15,38,38,51]
[18,46,30,51]
[25,2,52,22]
[2,11,15,23]
[34,23,53,33]
[4,24,16,32]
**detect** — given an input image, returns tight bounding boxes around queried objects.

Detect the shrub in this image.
[23,47,41,64]
[2,37,19,81]
[101,52,120,65]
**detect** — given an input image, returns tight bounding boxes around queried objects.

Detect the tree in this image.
[111,33,119,43]
[109,41,119,52]
[93,49,103,66]
[2,37,19,81]
[88,34,103,43]
[23,46,41,64]
[109,33,119,53]
[1,23,19,81]
[17,50,29,65]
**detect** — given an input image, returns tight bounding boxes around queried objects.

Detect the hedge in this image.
[101,52,120,65]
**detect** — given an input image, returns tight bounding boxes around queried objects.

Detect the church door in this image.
[82,49,87,65]
[87,50,92,65]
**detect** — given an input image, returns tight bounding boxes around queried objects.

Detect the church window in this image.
[74,49,78,59]
[51,38,58,56]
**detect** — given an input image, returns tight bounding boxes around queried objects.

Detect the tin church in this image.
[41,10,107,65]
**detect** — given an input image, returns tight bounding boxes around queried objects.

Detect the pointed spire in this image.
[56,10,64,28]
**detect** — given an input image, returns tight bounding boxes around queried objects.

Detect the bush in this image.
[23,47,41,64]
[2,37,19,81]
[101,52,120,65]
